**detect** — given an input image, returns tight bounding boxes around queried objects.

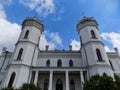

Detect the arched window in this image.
[46,60,50,67]
[96,49,102,61]
[56,79,63,90]
[44,79,49,90]
[70,80,75,90]
[17,48,23,60]
[8,72,16,87]
[91,30,96,38]
[69,60,73,67]
[24,30,29,39]
[58,59,62,67]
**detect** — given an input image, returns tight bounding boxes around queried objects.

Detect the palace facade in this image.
[0,17,120,90]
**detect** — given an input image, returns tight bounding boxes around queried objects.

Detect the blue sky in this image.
[0,0,120,53]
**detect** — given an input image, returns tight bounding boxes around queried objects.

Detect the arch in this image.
[69,60,73,67]
[44,79,49,90]
[91,30,96,38]
[46,60,50,67]
[56,79,63,90]
[96,49,102,61]
[70,80,75,90]
[58,59,62,67]
[24,30,29,39]
[8,72,16,87]
[17,48,23,60]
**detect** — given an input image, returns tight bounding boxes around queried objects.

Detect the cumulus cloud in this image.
[0,2,21,52]
[0,18,21,52]
[50,32,62,45]
[39,31,62,50]
[39,34,55,50]
[0,1,57,52]
[19,0,55,17]
[70,39,80,50]
[104,46,113,52]
[101,32,120,53]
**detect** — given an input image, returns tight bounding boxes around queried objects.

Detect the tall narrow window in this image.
[91,30,96,38]
[24,30,29,39]
[44,79,49,90]
[8,72,16,87]
[58,59,62,67]
[69,60,73,67]
[46,60,50,67]
[30,71,35,84]
[96,49,102,61]
[70,80,75,90]
[17,48,23,60]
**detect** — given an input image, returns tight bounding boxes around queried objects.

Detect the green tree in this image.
[114,74,120,90]
[1,87,14,90]
[83,74,115,90]
[19,83,42,90]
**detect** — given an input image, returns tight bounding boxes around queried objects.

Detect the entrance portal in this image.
[56,79,63,90]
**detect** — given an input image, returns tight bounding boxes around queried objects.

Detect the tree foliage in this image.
[83,74,120,90]
[19,83,42,90]
[1,87,14,90]
[1,83,42,90]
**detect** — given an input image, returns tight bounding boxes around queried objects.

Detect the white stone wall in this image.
[36,51,82,67]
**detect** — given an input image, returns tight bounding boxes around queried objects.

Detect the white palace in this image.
[0,17,120,90]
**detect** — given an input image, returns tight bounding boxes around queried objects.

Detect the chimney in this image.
[46,45,49,51]
[114,47,120,55]
[69,45,72,51]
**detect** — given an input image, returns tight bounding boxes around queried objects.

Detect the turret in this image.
[77,17,114,78]
[12,17,44,65]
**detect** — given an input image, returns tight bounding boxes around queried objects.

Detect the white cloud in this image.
[50,32,62,45]
[19,0,55,17]
[39,34,55,50]
[101,32,120,53]
[0,18,21,52]
[70,39,80,50]
[104,46,113,52]
[0,4,6,19]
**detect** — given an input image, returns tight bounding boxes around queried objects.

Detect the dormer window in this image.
[24,30,29,39]
[91,30,96,38]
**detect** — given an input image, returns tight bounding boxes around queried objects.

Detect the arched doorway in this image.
[56,79,63,90]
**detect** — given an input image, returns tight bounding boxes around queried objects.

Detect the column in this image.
[80,71,84,90]
[66,71,69,90]
[34,71,39,85]
[48,71,53,90]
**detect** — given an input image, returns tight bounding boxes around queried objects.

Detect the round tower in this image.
[13,17,44,65]
[77,17,114,78]
[2,17,44,88]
